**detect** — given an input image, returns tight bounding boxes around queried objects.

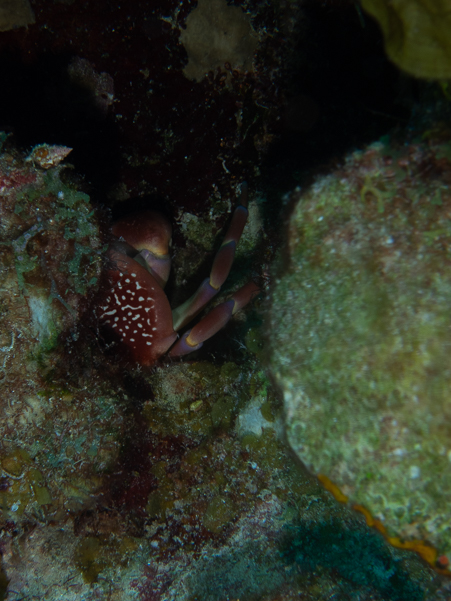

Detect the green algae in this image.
[0,449,53,517]
[17,170,101,296]
[6,155,101,303]
[260,400,274,422]
[74,535,138,584]
[244,324,265,356]
[202,494,235,533]
[210,398,234,428]
[74,536,104,584]
[0,137,103,394]
[12,228,42,289]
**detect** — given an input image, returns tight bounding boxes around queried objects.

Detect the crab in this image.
[95,183,259,365]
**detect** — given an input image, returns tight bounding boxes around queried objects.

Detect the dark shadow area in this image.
[0,50,121,197]
[110,193,172,222]
[281,518,430,601]
[262,0,414,199]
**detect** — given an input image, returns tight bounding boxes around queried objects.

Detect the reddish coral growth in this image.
[130,564,172,601]
[0,169,36,194]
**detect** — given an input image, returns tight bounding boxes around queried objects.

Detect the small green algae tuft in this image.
[202,495,235,533]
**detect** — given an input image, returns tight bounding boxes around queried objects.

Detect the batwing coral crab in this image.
[95,184,258,365]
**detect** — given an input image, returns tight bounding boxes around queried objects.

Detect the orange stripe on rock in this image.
[317,474,348,503]
[317,474,451,576]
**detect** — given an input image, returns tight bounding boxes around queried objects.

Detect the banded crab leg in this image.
[170,182,259,358]
[169,281,259,357]
[172,182,251,332]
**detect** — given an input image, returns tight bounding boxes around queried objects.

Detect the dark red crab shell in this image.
[97,248,177,365]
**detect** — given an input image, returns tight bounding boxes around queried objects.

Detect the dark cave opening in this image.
[262,0,415,196]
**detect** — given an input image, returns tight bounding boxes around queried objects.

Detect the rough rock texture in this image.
[0,0,34,32]
[269,114,451,558]
[0,135,448,601]
[179,0,258,82]
[0,134,122,526]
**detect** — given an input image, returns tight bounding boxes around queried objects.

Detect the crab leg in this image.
[172,183,250,331]
[169,282,259,357]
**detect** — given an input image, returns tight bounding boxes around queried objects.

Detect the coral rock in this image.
[269,121,451,557]
[180,0,258,83]
[0,0,34,32]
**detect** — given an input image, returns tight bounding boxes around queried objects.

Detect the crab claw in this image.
[112,210,172,287]
[96,248,177,366]
[169,281,259,357]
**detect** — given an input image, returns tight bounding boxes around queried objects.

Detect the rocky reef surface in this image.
[0,134,450,600]
[2,0,451,598]
[0,135,122,529]
[269,107,451,566]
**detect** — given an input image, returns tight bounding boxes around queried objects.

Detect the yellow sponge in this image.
[361,0,451,79]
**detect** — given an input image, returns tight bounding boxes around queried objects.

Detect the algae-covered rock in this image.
[361,0,451,79]
[0,136,125,526]
[0,0,35,32]
[269,123,451,557]
[179,0,258,83]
